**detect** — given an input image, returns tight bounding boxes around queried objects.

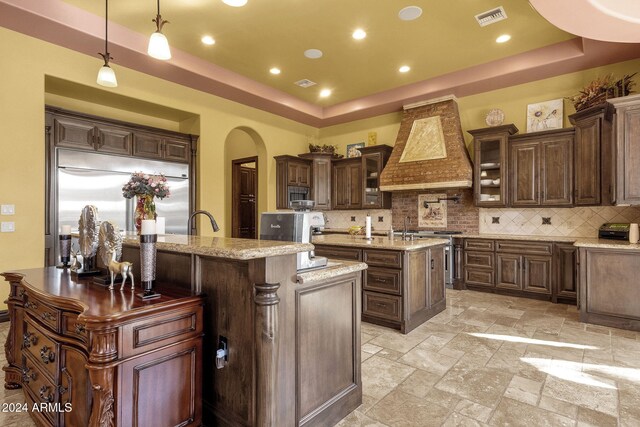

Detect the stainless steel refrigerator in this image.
[57,149,190,235]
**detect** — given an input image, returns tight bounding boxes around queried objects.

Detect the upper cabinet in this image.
[133,133,191,163]
[359,145,393,209]
[299,152,333,210]
[609,94,640,205]
[274,155,312,209]
[332,158,362,210]
[53,115,132,155]
[569,104,614,206]
[468,124,517,207]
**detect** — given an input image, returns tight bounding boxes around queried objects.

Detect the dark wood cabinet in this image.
[359,145,393,209]
[496,253,521,290]
[510,129,574,207]
[468,124,517,207]
[569,104,614,206]
[133,133,191,162]
[553,243,577,303]
[286,159,311,186]
[332,158,362,210]
[53,115,132,155]
[274,155,312,209]
[609,94,640,205]
[522,255,552,294]
[299,152,333,210]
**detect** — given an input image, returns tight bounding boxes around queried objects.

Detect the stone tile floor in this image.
[1,289,640,426]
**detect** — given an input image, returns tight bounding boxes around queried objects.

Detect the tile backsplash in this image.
[324,209,392,231]
[480,206,640,238]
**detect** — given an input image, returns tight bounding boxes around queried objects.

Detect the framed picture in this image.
[526,99,563,133]
[346,142,365,158]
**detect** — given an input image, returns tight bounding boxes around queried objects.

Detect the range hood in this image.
[380,95,473,191]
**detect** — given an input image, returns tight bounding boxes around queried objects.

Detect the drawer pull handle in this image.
[24,301,38,310]
[374,302,386,308]
[74,323,86,334]
[431,259,435,270]
[41,312,56,322]
[22,332,38,348]
[40,346,55,364]
[59,367,72,403]
[39,385,54,403]
[22,367,37,383]
[373,277,388,283]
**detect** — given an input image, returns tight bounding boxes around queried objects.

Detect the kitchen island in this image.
[312,235,448,333]
[119,234,366,427]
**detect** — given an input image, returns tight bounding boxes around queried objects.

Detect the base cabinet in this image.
[554,243,578,303]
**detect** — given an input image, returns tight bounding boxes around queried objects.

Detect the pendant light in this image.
[97,0,117,87]
[148,0,171,60]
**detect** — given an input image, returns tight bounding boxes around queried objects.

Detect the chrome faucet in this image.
[188,210,220,235]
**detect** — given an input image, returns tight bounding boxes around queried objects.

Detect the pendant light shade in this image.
[97,0,117,88]
[148,0,171,60]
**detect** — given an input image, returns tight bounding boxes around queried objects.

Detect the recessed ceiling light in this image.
[304,49,323,59]
[270,67,281,75]
[399,65,411,73]
[201,35,215,45]
[399,6,423,21]
[222,0,247,7]
[352,29,367,40]
[496,34,511,43]
[319,89,332,98]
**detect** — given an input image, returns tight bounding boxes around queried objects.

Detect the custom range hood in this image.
[380,95,473,191]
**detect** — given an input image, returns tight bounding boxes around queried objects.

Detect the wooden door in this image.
[164,138,191,163]
[332,163,349,209]
[540,136,573,206]
[94,124,132,155]
[429,247,445,307]
[311,156,332,209]
[554,243,577,302]
[574,117,602,205]
[510,141,539,206]
[53,117,95,149]
[297,162,311,187]
[522,255,552,294]
[133,132,163,159]
[496,253,521,290]
[348,162,362,208]
[287,162,300,185]
[232,158,258,239]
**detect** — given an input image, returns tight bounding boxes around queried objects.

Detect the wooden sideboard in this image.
[2,268,204,427]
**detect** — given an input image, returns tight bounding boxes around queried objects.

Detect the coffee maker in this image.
[260,209,328,271]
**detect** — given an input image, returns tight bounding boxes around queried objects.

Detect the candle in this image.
[155,217,166,234]
[61,225,72,235]
[141,219,157,235]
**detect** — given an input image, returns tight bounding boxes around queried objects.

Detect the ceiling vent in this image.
[475,6,507,27]
[294,79,317,88]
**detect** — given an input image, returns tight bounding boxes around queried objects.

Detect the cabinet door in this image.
[554,244,577,302]
[60,345,91,427]
[363,154,382,208]
[540,136,573,206]
[496,253,521,290]
[297,162,311,187]
[164,137,190,163]
[522,255,552,294]
[430,247,445,307]
[95,124,132,155]
[332,164,349,209]
[133,133,163,159]
[510,141,539,206]
[287,162,300,185]
[574,117,601,205]
[617,105,640,204]
[311,157,332,209]
[54,117,95,149]
[275,159,288,209]
[348,162,362,208]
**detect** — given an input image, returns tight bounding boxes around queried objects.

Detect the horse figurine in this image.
[107,250,135,291]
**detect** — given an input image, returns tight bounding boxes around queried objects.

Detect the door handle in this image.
[431,259,435,270]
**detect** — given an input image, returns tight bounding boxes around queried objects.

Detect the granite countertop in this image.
[312,234,450,250]
[296,259,368,284]
[573,238,640,251]
[321,228,389,236]
[458,233,577,243]
[122,233,313,260]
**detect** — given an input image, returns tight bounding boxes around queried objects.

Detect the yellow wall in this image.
[0,27,315,307]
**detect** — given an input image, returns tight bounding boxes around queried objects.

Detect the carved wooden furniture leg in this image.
[88,367,115,427]
[254,282,280,426]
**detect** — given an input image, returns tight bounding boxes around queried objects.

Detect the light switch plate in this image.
[1,204,15,215]
[1,222,15,232]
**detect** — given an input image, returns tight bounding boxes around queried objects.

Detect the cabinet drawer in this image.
[24,317,59,382]
[496,240,553,255]
[363,292,402,322]
[24,293,61,332]
[22,355,57,424]
[313,245,362,261]
[62,312,88,343]
[464,251,494,268]
[364,267,402,295]
[463,239,495,252]
[363,249,402,268]
[464,268,494,287]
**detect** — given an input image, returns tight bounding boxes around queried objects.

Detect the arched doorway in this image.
[224,127,267,238]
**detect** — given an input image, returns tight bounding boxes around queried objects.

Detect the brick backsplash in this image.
[391,188,479,233]
[480,206,640,238]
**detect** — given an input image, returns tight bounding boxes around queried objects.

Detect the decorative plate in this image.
[485,109,505,127]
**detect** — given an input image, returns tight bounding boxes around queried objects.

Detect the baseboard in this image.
[0,310,9,323]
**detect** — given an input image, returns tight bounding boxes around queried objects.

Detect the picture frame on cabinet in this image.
[347,142,365,158]
[526,99,563,132]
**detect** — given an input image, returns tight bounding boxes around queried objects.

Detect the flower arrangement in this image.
[122,172,171,199]
[567,73,636,112]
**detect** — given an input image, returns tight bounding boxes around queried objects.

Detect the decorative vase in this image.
[135,194,156,234]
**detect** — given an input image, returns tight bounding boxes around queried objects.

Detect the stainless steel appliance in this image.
[394,230,461,288]
[57,149,190,234]
[260,211,328,271]
[598,223,631,240]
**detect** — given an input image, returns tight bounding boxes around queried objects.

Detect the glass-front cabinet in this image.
[468,124,518,207]
[358,145,393,209]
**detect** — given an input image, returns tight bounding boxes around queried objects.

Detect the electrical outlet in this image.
[1,222,15,232]
[1,204,15,215]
